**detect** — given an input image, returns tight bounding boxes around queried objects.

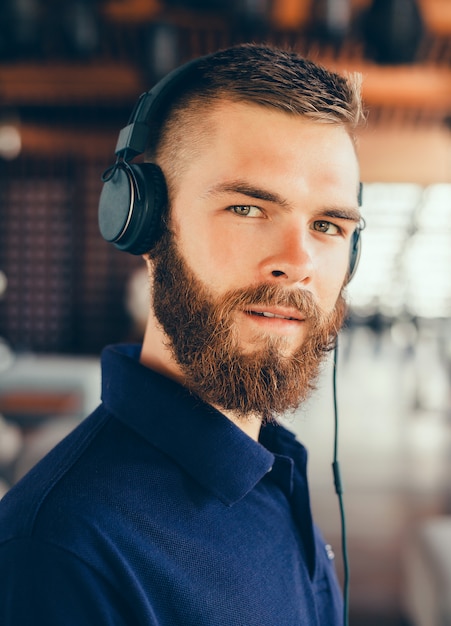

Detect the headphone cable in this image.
[332,342,350,626]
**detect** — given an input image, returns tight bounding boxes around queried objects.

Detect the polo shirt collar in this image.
[101,344,275,507]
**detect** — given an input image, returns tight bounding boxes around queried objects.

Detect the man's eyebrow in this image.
[321,207,361,223]
[203,181,291,208]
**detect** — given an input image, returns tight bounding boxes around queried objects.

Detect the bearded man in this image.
[0,43,364,625]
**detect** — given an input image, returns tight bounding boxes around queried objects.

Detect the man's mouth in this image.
[245,309,303,322]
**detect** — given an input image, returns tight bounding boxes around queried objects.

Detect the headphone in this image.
[348,183,364,282]
[98,54,363,279]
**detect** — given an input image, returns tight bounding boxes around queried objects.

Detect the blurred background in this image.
[0,0,450,624]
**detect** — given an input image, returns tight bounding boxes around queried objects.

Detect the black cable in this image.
[332,342,350,626]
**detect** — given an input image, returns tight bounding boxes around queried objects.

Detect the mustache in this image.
[213,283,323,321]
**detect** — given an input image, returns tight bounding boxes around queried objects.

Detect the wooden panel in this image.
[321,61,451,112]
[272,0,312,29]
[17,125,117,159]
[420,0,451,35]
[358,124,451,184]
[360,65,451,111]
[102,0,162,22]
[0,391,81,419]
[0,63,142,105]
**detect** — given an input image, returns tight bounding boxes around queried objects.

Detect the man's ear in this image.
[143,253,154,269]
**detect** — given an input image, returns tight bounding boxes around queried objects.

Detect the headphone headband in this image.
[115,55,210,162]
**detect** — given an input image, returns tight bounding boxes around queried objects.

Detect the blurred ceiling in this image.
[0,0,450,182]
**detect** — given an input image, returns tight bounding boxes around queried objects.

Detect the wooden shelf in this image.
[1,58,449,113]
[0,62,144,105]
[16,124,117,158]
[360,65,451,112]
[0,391,81,424]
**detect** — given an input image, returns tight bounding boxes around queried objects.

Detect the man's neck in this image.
[140,309,262,442]
[140,309,184,384]
[214,407,262,441]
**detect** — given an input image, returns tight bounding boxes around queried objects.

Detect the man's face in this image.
[150,102,361,421]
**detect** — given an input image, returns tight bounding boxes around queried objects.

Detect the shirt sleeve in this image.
[0,537,135,626]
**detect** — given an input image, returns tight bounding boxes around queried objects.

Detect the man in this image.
[0,44,364,624]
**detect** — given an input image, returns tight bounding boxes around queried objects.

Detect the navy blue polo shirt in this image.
[0,344,343,625]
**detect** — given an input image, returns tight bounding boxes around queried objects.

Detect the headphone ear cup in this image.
[347,228,362,283]
[98,162,167,255]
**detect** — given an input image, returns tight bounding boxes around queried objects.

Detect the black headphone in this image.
[349,183,364,282]
[98,54,363,279]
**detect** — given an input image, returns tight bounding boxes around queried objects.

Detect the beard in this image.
[149,228,347,424]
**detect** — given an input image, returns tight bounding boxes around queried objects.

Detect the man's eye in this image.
[312,220,340,235]
[230,205,262,218]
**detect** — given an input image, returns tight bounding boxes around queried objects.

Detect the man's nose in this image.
[259,224,314,285]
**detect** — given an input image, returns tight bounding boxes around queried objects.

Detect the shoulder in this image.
[0,399,180,551]
[0,405,112,542]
